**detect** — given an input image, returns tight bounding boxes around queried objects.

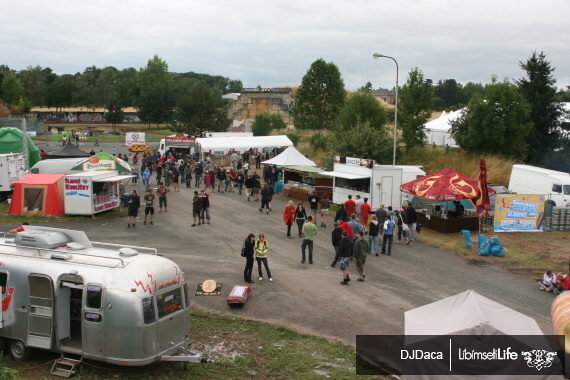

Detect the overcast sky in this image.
[2,0,569,91]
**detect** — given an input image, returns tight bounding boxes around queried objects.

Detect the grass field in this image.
[3,310,361,380]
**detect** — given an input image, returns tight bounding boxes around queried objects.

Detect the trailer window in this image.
[86,285,103,309]
[564,185,570,195]
[552,184,562,193]
[0,272,7,294]
[142,297,156,324]
[156,288,183,319]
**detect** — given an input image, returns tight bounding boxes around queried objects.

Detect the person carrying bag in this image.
[243,234,255,283]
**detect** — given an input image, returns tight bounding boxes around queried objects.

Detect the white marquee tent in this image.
[261,146,316,166]
[195,135,293,152]
[423,109,464,148]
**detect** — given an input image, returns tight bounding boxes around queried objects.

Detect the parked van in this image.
[30,158,84,175]
[508,164,570,207]
[0,226,204,376]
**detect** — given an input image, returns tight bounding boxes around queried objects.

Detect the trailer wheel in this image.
[8,339,32,361]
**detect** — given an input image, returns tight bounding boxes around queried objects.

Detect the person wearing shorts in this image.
[319,193,330,227]
[143,188,155,225]
[338,231,353,285]
[157,182,168,212]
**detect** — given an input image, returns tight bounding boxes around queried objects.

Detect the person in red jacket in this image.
[338,220,354,241]
[282,200,296,239]
[557,274,570,294]
[344,195,356,216]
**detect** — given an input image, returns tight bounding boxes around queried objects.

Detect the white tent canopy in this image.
[423,109,465,147]
[195,135,293,151]
[402,290,558,379]
[261,146,316,166]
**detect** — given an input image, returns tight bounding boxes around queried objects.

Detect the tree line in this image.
[0,55,242,136]
[288,53,570,172]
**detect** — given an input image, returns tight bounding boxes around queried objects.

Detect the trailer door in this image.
[27,274,54,349]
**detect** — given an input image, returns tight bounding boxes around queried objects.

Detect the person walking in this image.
[368,214,380,256]
[301,216,318,264]
[143,188,156,225]
[255,234,272,281]
[236,170,245,195]
[360,197,371,233]
[381,215,396,255]
[354,231,368,281]
[191,191,202,227]
[334,203,348,223]
[163,165,172,190]
[171,166,180,192]
[193,164,203,188]
[157,182,168,213]
[319,193,330,228]
[405,203,418,242]
[375,203,387,238]
[184,164,192,188]
[259,184,271,214]
[294,204,308,238]
[142,167,151,191]
[338,231,353,285]
[307,191,320,222]
[330,221,342,267]
[199,190,211,225]
[398,208,410,245]
[131,163,139,184]
[243,233,255,283]
[283,200,296,239]
[344,195,356,216]
[244,175,254,201]
[127,190,140,228]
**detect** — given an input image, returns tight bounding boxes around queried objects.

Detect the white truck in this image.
[0,153,27,201]
[508,164,570,207]
[158,134,196,157]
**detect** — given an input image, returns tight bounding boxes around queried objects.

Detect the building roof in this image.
[372,88,395,96]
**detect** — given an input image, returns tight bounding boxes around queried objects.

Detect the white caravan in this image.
[508,164,570,207]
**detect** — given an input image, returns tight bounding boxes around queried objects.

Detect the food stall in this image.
[283,165,333,199]
[320,156,425,208]
[64,171,134,215]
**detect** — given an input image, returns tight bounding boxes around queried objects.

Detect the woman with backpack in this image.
[255,234,272,281]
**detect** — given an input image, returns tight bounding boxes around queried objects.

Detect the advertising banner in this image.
[493,194,545,232]
[126,132,145,146]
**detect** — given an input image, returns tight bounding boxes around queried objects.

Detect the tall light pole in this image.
[373,53,398,166]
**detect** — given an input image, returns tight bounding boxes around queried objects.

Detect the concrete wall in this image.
[228,88,294,125]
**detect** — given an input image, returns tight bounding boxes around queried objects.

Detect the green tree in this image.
[435,79,461,109]
[291,58,345,130]
[18,66,47,106]
[517,51,566,166]
[328,120,392,164]
[2,72,23,105]
[136,55,175,128]
[174,80,230,137]
[17,96,33,113]
[251,112,287,136]
[46,74,75,112]
[450,78,532,160]
[460,81,484,105]
[398,68,433,148]
[336,90,387,130]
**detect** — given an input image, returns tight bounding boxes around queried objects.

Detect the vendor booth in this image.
[320,156,425,209]
[64,171,134,215]
[282,165,333,199]
[8,174,65,217]
[400,168,496,233]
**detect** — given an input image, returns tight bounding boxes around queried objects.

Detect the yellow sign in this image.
[493,194,545,232]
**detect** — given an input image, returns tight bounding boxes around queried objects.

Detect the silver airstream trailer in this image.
[0,226,204,376]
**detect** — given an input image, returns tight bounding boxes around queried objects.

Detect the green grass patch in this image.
[4,310,361,379]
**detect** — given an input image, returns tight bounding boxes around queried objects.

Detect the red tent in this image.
[8,174,65,217]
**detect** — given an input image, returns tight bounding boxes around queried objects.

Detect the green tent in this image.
[0,127,40,167]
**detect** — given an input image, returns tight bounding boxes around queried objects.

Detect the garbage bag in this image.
[478,234,490,256]
[489,235,500,247]
[490,245,504,257]
[461,230,472,248]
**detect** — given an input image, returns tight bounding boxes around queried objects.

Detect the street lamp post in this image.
[373,53,398,166]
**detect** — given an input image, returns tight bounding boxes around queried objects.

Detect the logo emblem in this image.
[521,350,557,370]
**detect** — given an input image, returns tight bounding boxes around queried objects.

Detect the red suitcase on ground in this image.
[227,285,251,307]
